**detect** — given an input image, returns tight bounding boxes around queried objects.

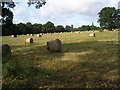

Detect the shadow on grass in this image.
[2,60,57,88]
[11,42,40,49]
[43,41,119,88]
[12,40,118,59]
[3,41,119,88]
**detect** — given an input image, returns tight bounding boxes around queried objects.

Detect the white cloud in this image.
[37,0,106,27]
[28,16,41,24]
[109,0,119,8]
[13,0,27,2]
[12,0,119,27]
[29,11,35,17]
[40,0,105,17]
[13,8,25,15]
[12,2,27,15]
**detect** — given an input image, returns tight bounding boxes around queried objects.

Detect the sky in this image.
[11,0,120,28]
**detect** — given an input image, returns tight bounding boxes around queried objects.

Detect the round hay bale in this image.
[113,29,120,31]
[47,39,62,52]
[11,35,17,38]
[2,44,11,58]
[37,34,42,37]
[90,33,95,37]
[75,31,80,33]
[30,34,34,36]
[25,38,33,44]
[41,33,43,35]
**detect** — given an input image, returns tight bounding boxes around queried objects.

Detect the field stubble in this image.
[2,31,120,88]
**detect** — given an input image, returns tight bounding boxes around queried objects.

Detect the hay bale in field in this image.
[47,39,62,52]
[11,35,17,38]
[41,33,43,35]
[2,44,11,58]
[75,31,80,33]
[90,33,95,37]
[30,34,34,36]
[113,29,120,31]
[103,29,108,31]
[25,38,33,44]
[37,34,42,37]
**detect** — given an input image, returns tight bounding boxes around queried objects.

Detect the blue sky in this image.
[12,0,119,28]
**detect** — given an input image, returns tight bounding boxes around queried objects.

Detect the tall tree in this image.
[27,0,46,9]
[0,1,15,35]
[32,23,42,34]
[16,23,27,34]
[0,2,15,25]
[55,25,65,32]
[0,0,46,35]
[98,7,120,30]
[65,25,73,32]
[42,21,55,33]
[113,9,120,29]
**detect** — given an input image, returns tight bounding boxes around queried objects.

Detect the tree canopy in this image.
[42,21,55,33]
[27,0,46,9]
[1,2,120,36]
[98,7,120,30]
[0,0,46,35]
[0,20,102,36]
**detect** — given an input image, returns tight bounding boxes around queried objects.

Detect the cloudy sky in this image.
[12,0,119,28]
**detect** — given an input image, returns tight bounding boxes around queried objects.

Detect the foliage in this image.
[65,25,73,32]
[27,0,46,9]
[42,21,55,33]
[1,21,102,36]
[0,0,46,36]
[98,7,120,30]
[55,25,66,33]
[78,25,101,31]
[0,2,15,36]
[0,2,15,25]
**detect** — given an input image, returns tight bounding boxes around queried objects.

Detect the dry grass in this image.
[2,30,120,88]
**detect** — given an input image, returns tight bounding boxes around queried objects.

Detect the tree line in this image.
[0,1,120,36]
[1,21,101,36]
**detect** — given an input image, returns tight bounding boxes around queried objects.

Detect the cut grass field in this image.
[2,31,120,88]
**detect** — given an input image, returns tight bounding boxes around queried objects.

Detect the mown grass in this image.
[2,30,120,88]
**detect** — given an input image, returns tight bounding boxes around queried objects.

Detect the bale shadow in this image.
[45,41,119,88]
[6,40,119,88]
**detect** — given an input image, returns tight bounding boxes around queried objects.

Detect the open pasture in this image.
[2,31,120,88]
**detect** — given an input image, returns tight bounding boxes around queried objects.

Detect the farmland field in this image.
[2,31,120,88]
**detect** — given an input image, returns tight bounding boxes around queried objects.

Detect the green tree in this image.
[32,23,42,34]
[0,2,15,35]
[112,9,120,29]
[27,0,46,9]
[55,25,65,32]
[80,25,91,31]
[65,25,73,32]
[0,0,46,36]
[24,22,34,34]
[42,21,55,33]
[98,7,120,30]
[0,2,15,25]
[16,23,27,34]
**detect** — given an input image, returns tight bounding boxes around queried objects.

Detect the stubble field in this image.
[2,30,120,88]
